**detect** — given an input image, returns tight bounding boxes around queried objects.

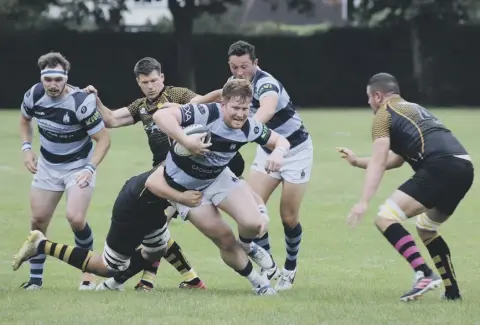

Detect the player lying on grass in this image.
[338,73,473,301]
[83,57,210,291]
[13,167,202,284]
[99,78,290,295]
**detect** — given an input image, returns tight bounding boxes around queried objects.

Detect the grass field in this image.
[0,108,479,325]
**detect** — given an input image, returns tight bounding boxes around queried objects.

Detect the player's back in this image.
[379,96,467,169]
[249,68,309,152]
[21,83,104,169]
[165,103,268,191]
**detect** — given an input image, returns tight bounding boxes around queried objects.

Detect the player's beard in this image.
[46,83,66,98]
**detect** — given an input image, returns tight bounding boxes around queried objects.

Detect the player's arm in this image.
[153,103,214,148]
[145,166,202,207]
[19,89,37,173]
[359,110,392,204]
[189,89,222,104]
[253,79,281,123]
[77,94,111,169]
[96,96,135,128]
[353,151,404,170]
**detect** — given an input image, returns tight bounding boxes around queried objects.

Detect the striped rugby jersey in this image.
[21,83,105,169]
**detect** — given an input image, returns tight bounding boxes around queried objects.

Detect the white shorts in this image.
[251,136,313,184]
[171,167,241,221]
[32,157,97,192]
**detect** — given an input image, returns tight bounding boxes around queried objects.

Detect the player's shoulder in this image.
[70,88,95,111]
[128,97,146,109]
[24,83,45,103]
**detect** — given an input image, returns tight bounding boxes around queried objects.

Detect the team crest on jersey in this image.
[63,112,70,124]
[139,107,147,115]
[230,144,236,150]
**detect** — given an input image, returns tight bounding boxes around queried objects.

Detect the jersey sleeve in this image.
[179,103,219,127]
[371,109,392,141]
[168,87,197,104]
[76,93,105,136]
[127,98,143,124]
[255,76,280,100]
[20,85,36,119]
[247,117,272,145]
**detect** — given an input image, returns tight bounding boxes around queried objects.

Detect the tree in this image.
[165,0,315,90]
[353,0,473,101]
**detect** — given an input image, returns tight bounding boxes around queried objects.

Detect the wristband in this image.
[22,141,32,152]
[84,163,96,174]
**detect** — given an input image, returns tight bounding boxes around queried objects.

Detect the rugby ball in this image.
[173,124,211,157]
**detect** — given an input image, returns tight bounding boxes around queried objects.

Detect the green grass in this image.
[0,108,479,325]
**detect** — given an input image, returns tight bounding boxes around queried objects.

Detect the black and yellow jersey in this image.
[371,95,467,170]
[127,86,197,167]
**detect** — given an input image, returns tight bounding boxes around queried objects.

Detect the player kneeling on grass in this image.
[12,168,202,284]
[338,73,473,302]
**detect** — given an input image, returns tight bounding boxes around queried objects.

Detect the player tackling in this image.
[18,52,111,290]
[338,73,473,301]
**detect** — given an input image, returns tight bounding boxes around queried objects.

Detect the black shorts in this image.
[228,152,245,177]
[103,172,170,271]
[399,156,474,215]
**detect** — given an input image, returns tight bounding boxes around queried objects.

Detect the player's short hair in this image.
[228,40,256,61]
[37,52,71,72]
[222,79,253,102]
[134,57,161,77]
[367,73,400,95]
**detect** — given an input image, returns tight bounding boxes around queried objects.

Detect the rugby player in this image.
[206,41,313,290]
[100,79,289,295]
[12,168,202,286]
[19,52,111,290]
[338,73,472,301]
[84,57,213,291]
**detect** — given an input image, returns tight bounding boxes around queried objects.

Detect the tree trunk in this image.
[410,23,424,100]
[169,0,196,91]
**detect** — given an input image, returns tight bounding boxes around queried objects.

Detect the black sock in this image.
[424,235,460,297]
[38,240,92,272]
[284,223,302,271]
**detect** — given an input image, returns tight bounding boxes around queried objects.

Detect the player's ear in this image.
[160,73,165,82]
[253,58,258,66]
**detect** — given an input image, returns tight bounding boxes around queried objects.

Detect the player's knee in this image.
[66,211,87,231]
[375,198,408,230]
[214,230,238,252]
[242,218,265,238]
[141,226,170,262]
[102,244,131,273]
[416,213,440,242]
[280,203,300,228]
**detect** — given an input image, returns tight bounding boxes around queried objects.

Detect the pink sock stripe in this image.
[394,235,414,250]
[153,261,160,267]
[411,256,425,269]
[402,246,420,259]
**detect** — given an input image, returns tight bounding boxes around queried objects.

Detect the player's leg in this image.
[21,160,64,290]
[247,146,282,258]
[207,168,277,272]
[415,157,474,301]
[64,170,96,290]
[274,140,313,291]
[185,204,274,295]
[136,204,205,291]
[374,186,442,301]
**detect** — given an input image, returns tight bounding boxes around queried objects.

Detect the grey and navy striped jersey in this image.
[21,83,105,169]
[164,103,272,191]
[229,68,309,153]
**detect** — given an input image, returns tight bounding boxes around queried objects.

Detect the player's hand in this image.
[160,103,182,109]
[347,201,368,228]
[76,170,93,189]
[23,150,38,174]
[83,85,98,95]
[336,147,358,166]
[184,133,212,156]
[265,149,284,173]
[179,190,203,207]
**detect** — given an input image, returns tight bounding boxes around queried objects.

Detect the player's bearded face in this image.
[137,71,165,100]
[228,55,258,82]
[222,96,250,129]
[42,76,67,98]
